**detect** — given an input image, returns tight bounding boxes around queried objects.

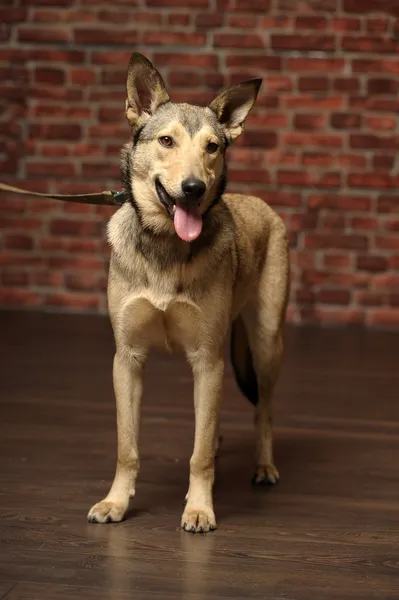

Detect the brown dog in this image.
[87,53,290,533]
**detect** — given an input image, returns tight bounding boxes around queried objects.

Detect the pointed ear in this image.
[208,78,262,143]
[125,52,170,129]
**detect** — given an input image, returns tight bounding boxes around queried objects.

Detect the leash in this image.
[0,181,125,207]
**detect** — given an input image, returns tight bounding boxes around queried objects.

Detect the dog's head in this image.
[123,52,261,242]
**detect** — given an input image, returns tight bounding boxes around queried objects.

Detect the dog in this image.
[87,52,290,533]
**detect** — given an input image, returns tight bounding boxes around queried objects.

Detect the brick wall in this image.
[1,0,398,326]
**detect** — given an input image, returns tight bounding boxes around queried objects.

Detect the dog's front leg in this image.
[182,355,224,533]
[88,350,144,523]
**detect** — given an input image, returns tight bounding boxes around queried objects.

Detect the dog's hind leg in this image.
[88,350,144,523]
[243,220,289,486]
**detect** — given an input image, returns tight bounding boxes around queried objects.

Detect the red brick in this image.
[70,68,97,85]
[350,134,399,151]
[196,13,223,27]
[356,292,385,307]
[265,150,296,164]
[46,292,99,310]
[331,113,361,129]
[374,275,399,291]
[351,217,378,230]
[278,170,340,188]
[227,55,281,71]
[4,235,34,251]
[367,310,399,327]
[18,27,70,43]
[286,58,344,72]
[323,254,351,268]
[235,0,270,9]
[352,59,399,75]
[33,271,64,287]
[348,173,399,189]
[153,53,218,69]
[50,220,103,237]
[0,289,41,307]
[228,14,257,28]
[390,294,399,307]
[368,78,399,95]
[0,7,27,22]
[214,33,263,48]
[168,13,190,26]
[65,274,104,292]
[0,217,42,231]
[40,238,100,254]
[378,196,399,213]
[298,77,329,92]
[29,123,81,141]
[294,114,325,130]
[168,71,202,87]
[302,270,369,287]
[308,194,371,211]
[332,17,360,31]
[147,0,208,5]
[265,76,293,92]
[296,16,327,29]
[1,271,29,287]
[317,289,351,305]
[230,169,271,184]
[343,0,399,17]
[27,162,76,178]
[143,32,206,46]
[376,235,399,250]
[337,154,367,168]
[81,163,120,179]
[333,77,360,92]
[372,155,395,170]
[229,148,264,165]
[350,97,399,113]
[283,133,343,148]
[258,191,301,207]
[342,36,399,54]
[101,70,126,85]
[366,17,389,33]
[321,214,346,229]
[366,116,397,131]
[302,153,333,167]
[272,35,334,52]
[74,29,138,45]
[385,219,399,232]
[261,15,292,28]
[242,131,277,148]
[283,96,344,110]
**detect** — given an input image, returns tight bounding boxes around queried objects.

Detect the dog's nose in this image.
[181,178,206,202]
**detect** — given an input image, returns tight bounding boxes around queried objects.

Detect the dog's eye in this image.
[206,142,219,154]
[159,136,174,148]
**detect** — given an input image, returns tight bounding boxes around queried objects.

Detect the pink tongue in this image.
[174,201,203,242]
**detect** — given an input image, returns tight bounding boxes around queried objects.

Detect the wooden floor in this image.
[0,311,398,599]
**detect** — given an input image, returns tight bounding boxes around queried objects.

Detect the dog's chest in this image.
[120,278,201,354]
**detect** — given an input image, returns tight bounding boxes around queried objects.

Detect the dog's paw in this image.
[87,500,127,524]
[252,463,280,486]
[181,506,217,534]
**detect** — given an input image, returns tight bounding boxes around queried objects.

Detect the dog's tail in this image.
[230,316,258,406]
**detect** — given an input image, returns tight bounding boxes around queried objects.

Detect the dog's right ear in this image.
[125,53,170,129]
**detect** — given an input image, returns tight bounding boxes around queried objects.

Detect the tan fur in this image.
[87,53,290,533]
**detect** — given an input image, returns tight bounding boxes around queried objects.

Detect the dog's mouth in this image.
[155,178,203,243]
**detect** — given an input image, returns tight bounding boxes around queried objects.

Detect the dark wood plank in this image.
[0,584,15,600]
[0,310,398,599]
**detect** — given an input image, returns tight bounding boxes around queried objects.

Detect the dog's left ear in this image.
[209,78,262,143]
[125,52,170,129]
